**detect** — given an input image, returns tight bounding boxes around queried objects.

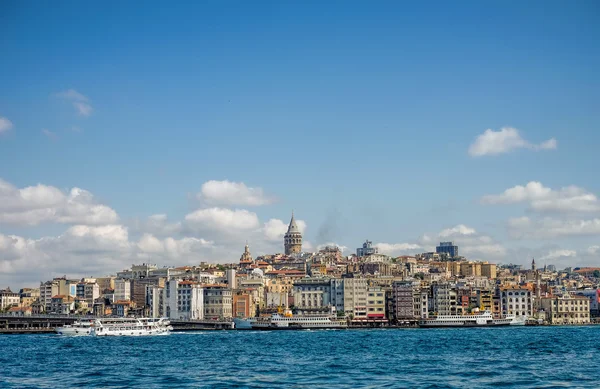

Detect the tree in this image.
[593,270,600,278]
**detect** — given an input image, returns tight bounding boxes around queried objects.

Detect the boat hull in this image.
[419,321,512,328]
[55,327,93,336]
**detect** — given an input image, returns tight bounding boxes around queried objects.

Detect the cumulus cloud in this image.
[55,89,93,117]
[0,226,218,287]
[198,180,276,206]
[540,249,577,261]
[468,127,557,157]
[439,224,476,237]
[263,218,307,241]
[375,242,422,256]
[508,216,600,239]
[42,129,58,140]
[0,178,118,226]
[0,116,13,134]
[435,224,506,260]
[588,246,600,255]
[185,207,260,231]
[482,181,600,213]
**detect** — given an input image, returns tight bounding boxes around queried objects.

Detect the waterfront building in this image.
[203,285,232,320]
[233,291,253,318]
[292,278,331,309]
[365,286,386,320]
[431,283,461,315]
[284,212,302,255]
[436,242,459,258]
[499,285,533,318]
[340,277,368,319]
[574,289,600,316]
[0,288,20,310]
[476,289,494,312]
[163,280,204,320]
[357,240,378,257]
[391,281,428,320]
[539,295,591,324]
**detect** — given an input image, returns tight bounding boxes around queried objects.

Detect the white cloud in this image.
[0,178,118,226]
[73,102,93,116]
[588,246,600,255]
[434,224,506,260]
[0,116,13,134]
[55,89,93,117]
[0,226,218,287]
[439,224,476,238]
[540,249,577,261]
[263,218,307,241]
[198,180,276,206]
[185,207,260,231]
[508,217,600,239]
[482,181,600,213]
[468,127,557,157]
[42,129,58,140]
[375,242,421,256]
[137,233,214,255]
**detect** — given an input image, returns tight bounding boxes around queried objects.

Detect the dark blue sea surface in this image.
[1,326,598,388]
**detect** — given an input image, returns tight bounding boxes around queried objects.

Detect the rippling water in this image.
[1,326,598,388]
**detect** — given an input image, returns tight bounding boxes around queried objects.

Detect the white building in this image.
[114,279,131,302]
[163,280,204,320]
[500,286,532,318]
[540,295,590,324]
[0,288,20,310]
[147,286,164,318]
[292,278,331,309]
[431,283,460,315]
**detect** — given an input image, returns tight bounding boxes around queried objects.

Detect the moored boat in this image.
[419,310,516,328]
[91,317,173,336]
[55,320,94,336]
[233,317,257,330]
[251,308,346,330]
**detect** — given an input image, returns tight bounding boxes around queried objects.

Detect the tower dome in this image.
[284,212,302,255]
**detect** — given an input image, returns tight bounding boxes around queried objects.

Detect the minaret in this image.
[284,211,302,255]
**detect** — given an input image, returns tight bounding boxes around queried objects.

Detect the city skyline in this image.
[1,1,600,287]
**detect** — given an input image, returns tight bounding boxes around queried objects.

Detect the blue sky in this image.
[1,1,599,286]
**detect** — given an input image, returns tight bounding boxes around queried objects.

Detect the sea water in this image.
[1,326,598,388]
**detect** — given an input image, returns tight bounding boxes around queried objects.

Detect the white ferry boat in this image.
[251,309,346,330]
[419,310,516,328]
[233,317,257,330]
[55,320,94,336]
[91,317,173,336]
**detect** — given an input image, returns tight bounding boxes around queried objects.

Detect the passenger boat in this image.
[91,317,173,336]
[55,320,94,336]
[251,308,346,330]
[419,310,516,328]
[232,317,257,330]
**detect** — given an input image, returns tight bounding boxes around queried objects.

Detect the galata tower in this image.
[284,212,302,255]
